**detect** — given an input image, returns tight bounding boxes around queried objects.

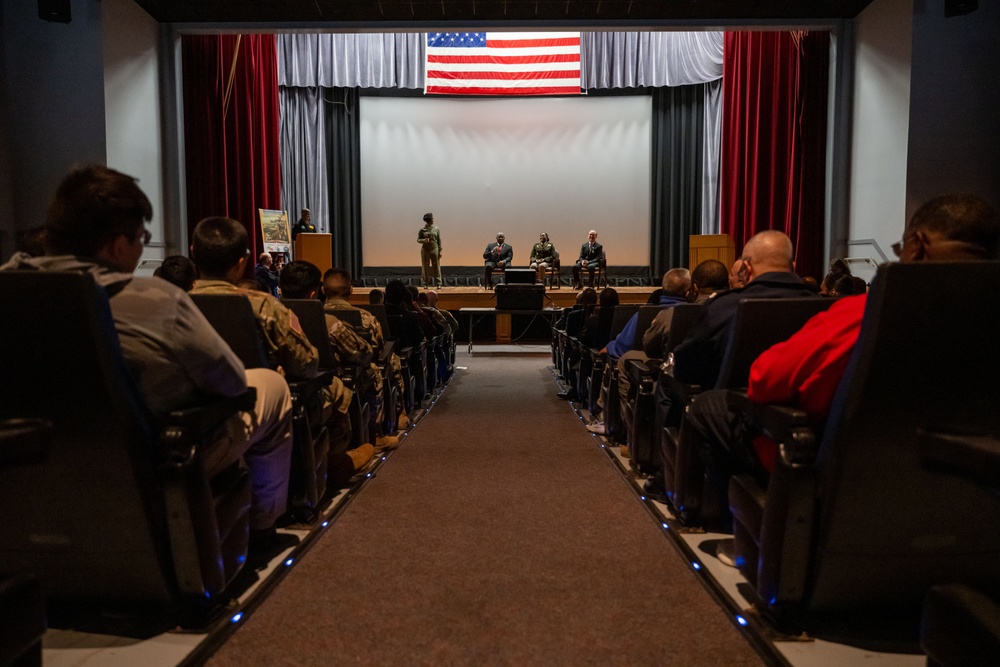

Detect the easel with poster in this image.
[258,209,291,270]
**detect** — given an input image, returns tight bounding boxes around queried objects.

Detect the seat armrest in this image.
[726,391,816,466]
[918,430,1000,492]
[160,389,257,463]
[625,358,659,385]
[0,418,52,467]
[287,371,335,401]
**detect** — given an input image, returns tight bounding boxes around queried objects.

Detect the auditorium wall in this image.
[4,0,996,273]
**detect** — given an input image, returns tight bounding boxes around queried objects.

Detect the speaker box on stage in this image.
[495,284,545,310]
[503,268,537,285]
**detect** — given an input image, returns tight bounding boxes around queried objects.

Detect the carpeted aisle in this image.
[207,349,763,666]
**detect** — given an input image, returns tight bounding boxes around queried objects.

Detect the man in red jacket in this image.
[678,194,999,564]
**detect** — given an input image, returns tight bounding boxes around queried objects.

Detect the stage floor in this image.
[349,285,658,311]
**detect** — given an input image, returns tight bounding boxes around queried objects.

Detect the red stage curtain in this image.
[720,31,829,282]
[181,35,282,267]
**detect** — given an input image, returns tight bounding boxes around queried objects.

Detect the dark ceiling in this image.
[129,0,876,27]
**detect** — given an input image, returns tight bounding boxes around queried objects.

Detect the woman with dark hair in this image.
[580,287,620,350]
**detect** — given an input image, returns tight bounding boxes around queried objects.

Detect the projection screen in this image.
[359,95,650,267]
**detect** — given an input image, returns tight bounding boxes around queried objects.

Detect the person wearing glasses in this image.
[0,164,296,557]
[673,194,1000,567]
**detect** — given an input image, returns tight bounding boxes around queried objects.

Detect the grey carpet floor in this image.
[207,350,763,666]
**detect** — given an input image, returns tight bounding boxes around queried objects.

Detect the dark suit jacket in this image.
[672,272,817,389]
[483,242,513,265]
[576,242,604,264]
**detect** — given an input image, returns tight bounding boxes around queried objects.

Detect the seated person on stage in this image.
[483,232,513,289]
[572,229,605,289]
[282,262,399,452]
[254,252,280,297]
[1,164,296,556]
[529,233,558,282]
[322,267,408,437]
[586,269,693,435]
[189,217,374,474]
[154,254,197,292]
[676,194,999,565]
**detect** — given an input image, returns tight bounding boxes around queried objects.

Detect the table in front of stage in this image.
[459,307,564,353]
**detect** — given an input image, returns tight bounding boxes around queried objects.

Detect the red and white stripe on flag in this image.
[424,32,581,96]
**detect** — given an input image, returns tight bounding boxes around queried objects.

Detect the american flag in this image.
[425,32,581,96]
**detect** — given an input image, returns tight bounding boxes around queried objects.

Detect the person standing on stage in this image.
[291,208,316,241]
[417,212,443,288]
[572,229,605,289]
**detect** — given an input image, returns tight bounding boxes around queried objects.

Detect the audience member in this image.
[154,254,197,291]
[578,288,620,351]
[254,252,280,297]
[16,226,47,256]
[384,279,426,349]
[682,193,999,565]
[819,258,851,295]
[572,230,605,289]
[190,217,374,475]
[586,270,693,435]
[324,267,408,440]
[643,259,730,360]
[483,232,512,289]
[728,259,746,289]
[406,284,441,337]
[1,164,295,556]
[641,231,817,504]
[555,287,599,400]
[426,290,459,333]
[529,233,558,282]
[368,288,384,305]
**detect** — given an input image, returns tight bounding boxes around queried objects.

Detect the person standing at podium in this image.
[291,208,315,240]
[417,212,442,288]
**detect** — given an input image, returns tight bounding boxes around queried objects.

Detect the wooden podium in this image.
[294,233,333,274]
[689,233,736,271]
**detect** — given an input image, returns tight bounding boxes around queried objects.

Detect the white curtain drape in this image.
[277,32,723,89]
[277,31,725,245]
[279,87,328,234]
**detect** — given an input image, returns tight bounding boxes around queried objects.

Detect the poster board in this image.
[259,209,291,263]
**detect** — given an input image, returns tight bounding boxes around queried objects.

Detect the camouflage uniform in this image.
[190,280,355,458]
[529,241,557,279]
[5,258,294,532]
[324,297,406,424]
[418,223,443,287]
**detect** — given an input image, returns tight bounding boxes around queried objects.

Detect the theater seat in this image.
[0,574,45,667]
[921,585,1000,667]
[728,262,1000,638]
[0,272,254,630]
[664,296,834,526]
[190,293,331,518]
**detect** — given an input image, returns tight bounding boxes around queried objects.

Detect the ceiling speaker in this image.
[38,0,71,23]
